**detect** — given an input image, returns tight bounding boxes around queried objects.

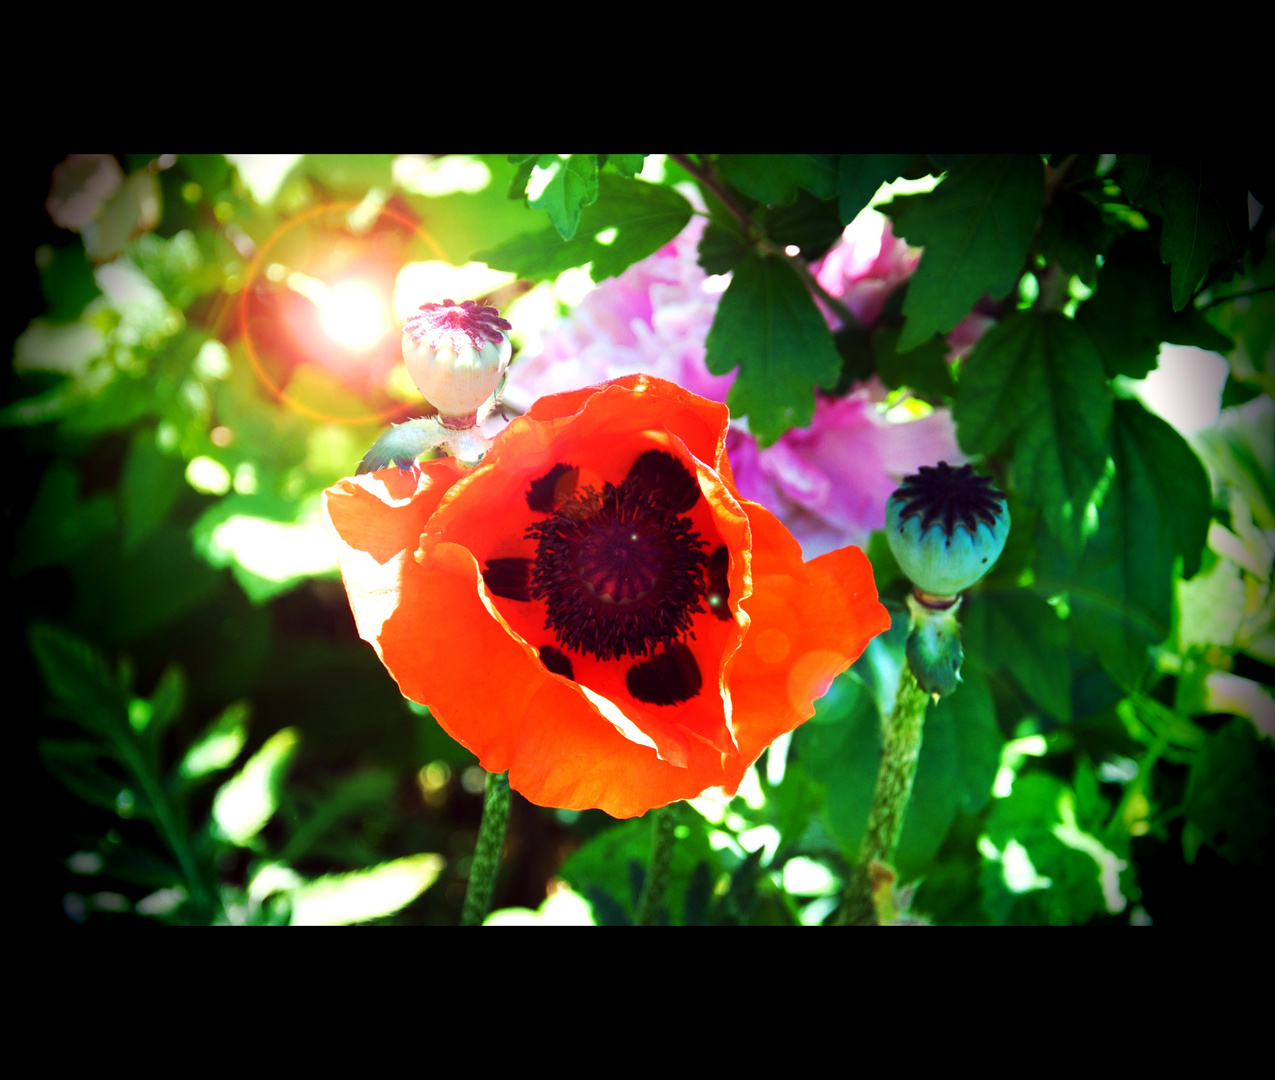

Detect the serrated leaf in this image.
[889,154,1044,352]
[717,154,838,206]
[954,310,1112,557]
[704,252,842,447]
[475,174,693,282]
[1118,155,1249,311]
[30,623,127,738]
[1075,235,1234,378]
[289,854,445,926]
[529,154,599,240]
[837,154,914,225]
[963,591,1072,722]
[1036,399,1209,689]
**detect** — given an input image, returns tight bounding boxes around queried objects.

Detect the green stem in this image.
[113,733,217,917]
[838,662,930,925]
[635,804,678,926]
[460,770,511,926]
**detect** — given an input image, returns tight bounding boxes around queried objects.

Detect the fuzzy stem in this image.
[460,770,511,926]
[838,662,931,925]
[635,804,678,926]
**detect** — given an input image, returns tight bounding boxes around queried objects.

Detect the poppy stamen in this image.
[526,467,709,663]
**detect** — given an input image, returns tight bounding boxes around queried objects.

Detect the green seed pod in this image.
[885,462,1009,598]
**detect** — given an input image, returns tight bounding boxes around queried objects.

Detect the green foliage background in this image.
[8,153,1272,926]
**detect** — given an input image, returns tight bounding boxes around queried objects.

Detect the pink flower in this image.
[502,206,964,559]
[812,212,921,330]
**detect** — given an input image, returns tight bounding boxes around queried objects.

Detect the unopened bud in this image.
[401,299,512,426]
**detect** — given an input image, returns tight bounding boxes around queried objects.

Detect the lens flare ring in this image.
[236,201,448,425]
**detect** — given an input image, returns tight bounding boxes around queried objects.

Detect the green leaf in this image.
[837,154,915,225]
[211,727,299,846]
[289,854,446,926]
[1036,399,1210,689]
[697,222,748,276]
[871,326,955,399]
[764,189,845,262]
[1116,398,1212,579]
[11,461,117,575]
[507,156,536,199]
[717,154,837,205]
[963,591,1072,722]
[704,252,842,447]
[280,768,398,865]
[980,773,1113,925]
[39,738,149,818]
[38,243,101,323]
[895,667,1002,875]
[134,663,185,741]
[1038,190,1107,287]
[529,154,599,240]
[120,428,185,554]
[558,805,715,925]
[795,671,882,859]
[954,310,1112,557]
[887,154,1044,352]
[29,623,127,738]
[178,700,250,782]
[606,154,647,178]
[474,173,693,282]
[1075,235,1234,378]
[297,154,394,194]
[1118,155,1250,311]
[1184,717,1271,864]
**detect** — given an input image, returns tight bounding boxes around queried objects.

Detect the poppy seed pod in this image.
[402,299,512,424]
[885,462,1009,599]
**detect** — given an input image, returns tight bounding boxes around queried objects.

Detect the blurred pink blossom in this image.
[502,206,965,558]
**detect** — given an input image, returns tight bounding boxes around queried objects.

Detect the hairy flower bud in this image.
[402,299,512,426]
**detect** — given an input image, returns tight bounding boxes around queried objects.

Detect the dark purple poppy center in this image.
[527,476,708,662]
[576,517,665,605]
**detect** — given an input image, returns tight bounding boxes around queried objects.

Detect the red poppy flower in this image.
[323,374,890,818]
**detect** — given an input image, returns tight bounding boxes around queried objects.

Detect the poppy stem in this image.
[837,662,931,925]
[635,804,678,926]
[460,770,511,926]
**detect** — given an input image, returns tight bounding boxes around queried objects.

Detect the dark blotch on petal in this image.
[625,642,703,706]
[625,449,700,513]
[483,558,533,601]
[706,545,732,621]
[526,463,578,513]
[538,645,575,681]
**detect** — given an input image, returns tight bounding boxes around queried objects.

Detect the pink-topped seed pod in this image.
[402,299,512,427]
